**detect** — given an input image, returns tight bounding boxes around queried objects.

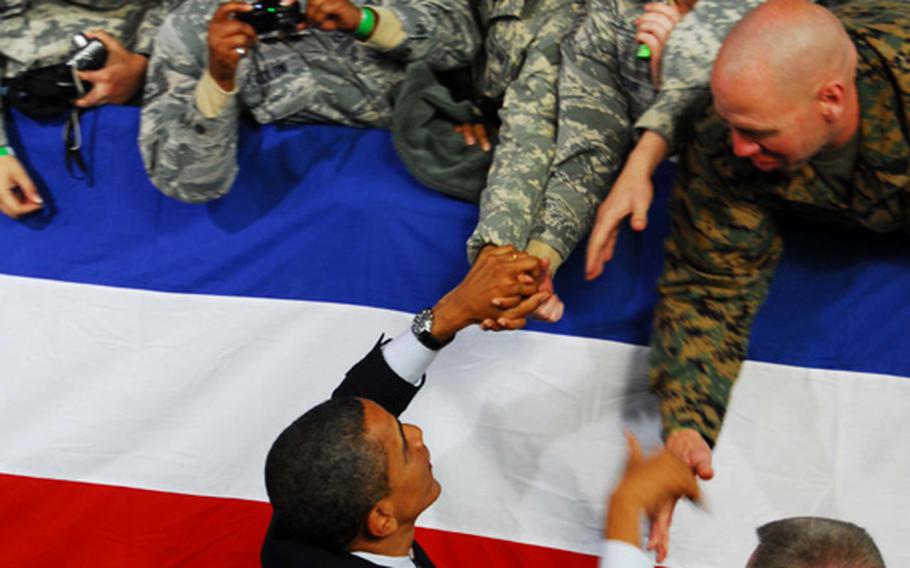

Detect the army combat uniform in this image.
[463,0,585,261]
[139,0,479,203]
[650,0,910,446]
[467,0,763,271]
[0,0,171,148]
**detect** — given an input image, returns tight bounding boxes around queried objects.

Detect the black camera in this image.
[236,1,304,36]
[67,33,108,71]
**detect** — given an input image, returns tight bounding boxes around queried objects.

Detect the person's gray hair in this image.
[748,517,885,568]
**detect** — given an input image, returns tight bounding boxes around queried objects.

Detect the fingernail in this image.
[33,195,44,204]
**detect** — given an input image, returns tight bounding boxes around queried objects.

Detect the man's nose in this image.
[731,130,761,158]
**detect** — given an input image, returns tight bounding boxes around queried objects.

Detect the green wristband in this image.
[0,146,14,157]
[353,7,376,41]
[636,44,651,59]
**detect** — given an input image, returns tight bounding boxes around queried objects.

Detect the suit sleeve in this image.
[332,337,422,418]
[648,115,783,446]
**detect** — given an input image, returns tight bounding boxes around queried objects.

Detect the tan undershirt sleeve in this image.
[526,240,564,275]
[362,6,406,51]
[195,69,239,119]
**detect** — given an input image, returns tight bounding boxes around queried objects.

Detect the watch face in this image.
[413,309,434,336]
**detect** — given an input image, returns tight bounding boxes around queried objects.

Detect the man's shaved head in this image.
[714,0,853,102]
[710,0,860,172]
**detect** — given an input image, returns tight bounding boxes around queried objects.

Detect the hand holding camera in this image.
[72,30,148,108]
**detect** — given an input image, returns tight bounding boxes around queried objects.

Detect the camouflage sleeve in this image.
[465,0,583,262]
[634,0,763,149]
[132,1,176,56]
[524,7,632,264]
[648,114,783,447]
[139,1,241,203]
[379,0,481,70]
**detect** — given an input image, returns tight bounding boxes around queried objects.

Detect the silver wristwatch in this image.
[411,308,454,351]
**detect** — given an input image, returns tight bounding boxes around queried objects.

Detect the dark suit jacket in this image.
[261,338,436,567]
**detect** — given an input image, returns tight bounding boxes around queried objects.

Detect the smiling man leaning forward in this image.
[644,0,910,550]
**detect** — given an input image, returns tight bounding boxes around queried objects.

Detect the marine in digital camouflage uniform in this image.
[139,0,479,203]
[0,0,172,148]
[650,0,910,447]
[467,0,767,272]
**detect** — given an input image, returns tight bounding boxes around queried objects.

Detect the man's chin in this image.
[751,157,781,172]
[429,479,442,504]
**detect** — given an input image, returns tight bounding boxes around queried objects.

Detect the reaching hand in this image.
[585,131,669,281]
[432,245,550,339]
[646,428,713,561]
[605,432,700,558]
[635,2,686,89]
[304,0,362,32]
[74,30,148,108]
[207,1,257,91]
[454,123,492,152]
[0,155,42,219]
[529,265,564,322]
[585,165,653,281]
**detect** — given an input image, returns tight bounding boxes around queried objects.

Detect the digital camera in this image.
[67,33,108,71]
[236,1,304,36]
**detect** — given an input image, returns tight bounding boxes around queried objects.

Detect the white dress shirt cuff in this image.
[599,540,652,568]
[380,329,438,386]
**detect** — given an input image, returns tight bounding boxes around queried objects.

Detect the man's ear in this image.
[365,497,398,539]
[817,80,846,123]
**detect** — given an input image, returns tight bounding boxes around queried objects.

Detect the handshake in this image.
[429,245,553,342]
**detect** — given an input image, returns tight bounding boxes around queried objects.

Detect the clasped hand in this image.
[432,245,551,339]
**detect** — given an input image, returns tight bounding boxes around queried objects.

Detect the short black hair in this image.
[749,517,885,568]
[265,396,389,552]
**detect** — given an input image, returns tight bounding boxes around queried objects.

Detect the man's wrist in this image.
[630,130,670,172]
[430,295,466,341]
[605,492,643,544]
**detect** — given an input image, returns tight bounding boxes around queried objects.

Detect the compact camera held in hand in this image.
[68,33,108,71]
[236,0,304,36]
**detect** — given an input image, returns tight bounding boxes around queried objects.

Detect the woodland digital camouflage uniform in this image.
[0,0,171,147]
[650,0,910,446]
[140,0,479,203]
[467,0,765,267]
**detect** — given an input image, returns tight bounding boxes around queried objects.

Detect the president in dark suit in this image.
[261,245,551,567]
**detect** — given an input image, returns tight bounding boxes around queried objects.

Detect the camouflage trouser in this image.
[465,0,585,265]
